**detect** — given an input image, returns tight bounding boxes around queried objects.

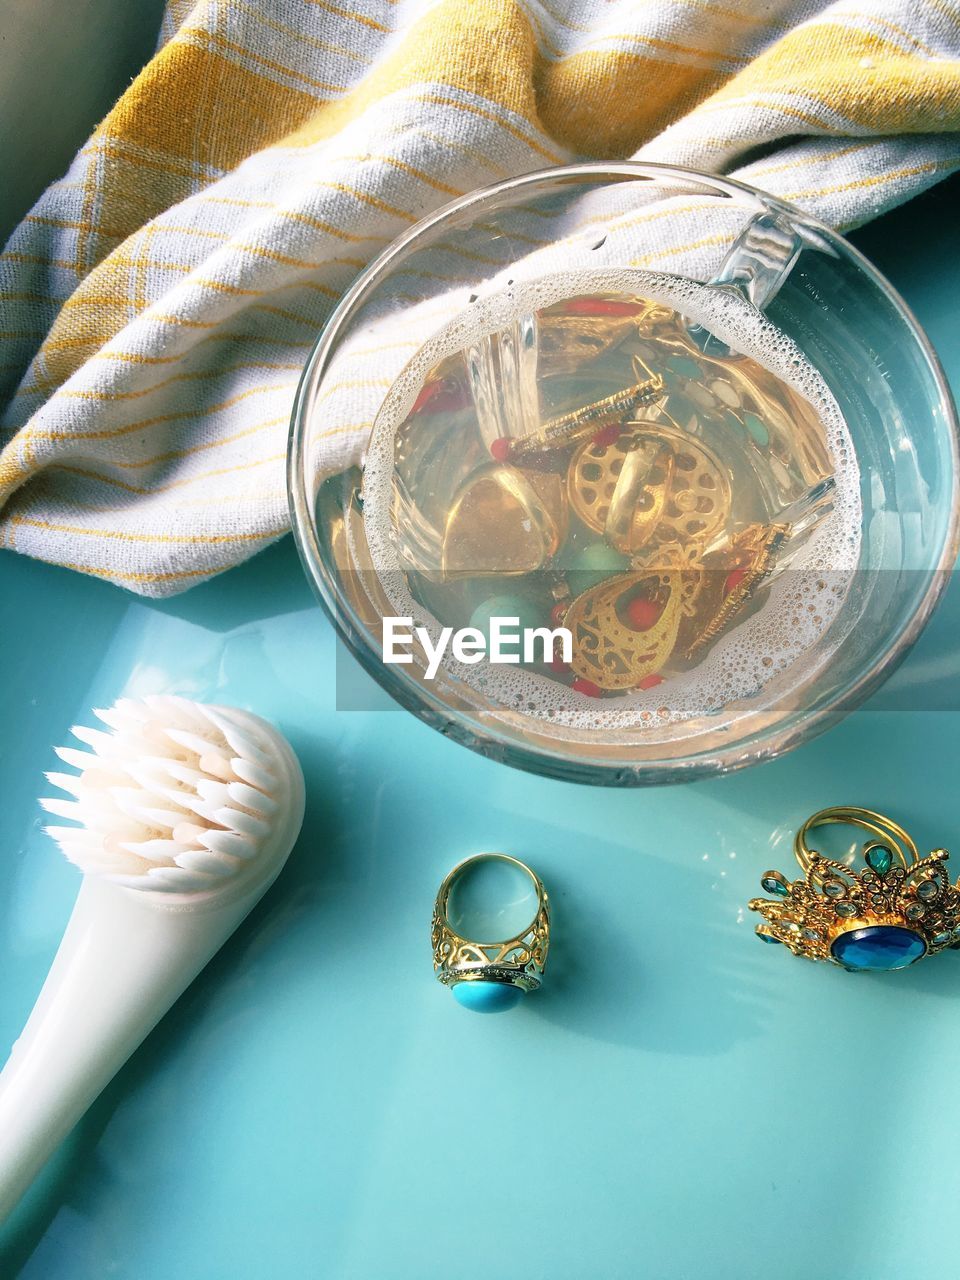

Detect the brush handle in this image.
[0,704,304,1223]
[0,875,273,1222]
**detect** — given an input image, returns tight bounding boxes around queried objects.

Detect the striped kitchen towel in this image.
[1,0,959,596]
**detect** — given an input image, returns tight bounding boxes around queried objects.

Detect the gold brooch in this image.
[750,807,957,971]
[678,521,787,661]
[498,353,666,463]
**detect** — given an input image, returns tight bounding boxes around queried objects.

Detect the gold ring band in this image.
[794,806,919,879]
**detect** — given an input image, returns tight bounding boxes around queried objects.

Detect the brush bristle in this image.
[41,696,286,894]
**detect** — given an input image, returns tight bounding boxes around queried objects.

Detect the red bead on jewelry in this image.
[591,422,622,448]
[490,437,513,462]
[636,673,664,691]
[412,378,469,415]
[572,677,602,697]
[564,298,645,317]
[411,381,441,415]
[625,596,662,631]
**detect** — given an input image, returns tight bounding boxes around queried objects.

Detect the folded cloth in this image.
[1,0,958,597]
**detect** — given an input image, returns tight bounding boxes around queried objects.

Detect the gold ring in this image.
[750,806,955,971]
[432,853,549,1011]
[794,806,918,878]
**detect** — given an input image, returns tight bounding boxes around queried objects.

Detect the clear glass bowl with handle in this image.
[287,163,959,786]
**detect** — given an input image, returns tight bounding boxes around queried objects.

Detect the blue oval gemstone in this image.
[451,980,523,1012]
[831,925,926,972]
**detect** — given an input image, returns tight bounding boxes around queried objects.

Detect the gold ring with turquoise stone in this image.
[750,807,957,971]
[432,853,549,1012]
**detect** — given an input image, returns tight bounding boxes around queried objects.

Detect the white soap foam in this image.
[361,267,861,733]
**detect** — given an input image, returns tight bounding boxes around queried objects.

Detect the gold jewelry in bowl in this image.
[568,430,670,540]
[503,354,665,463]
[432,853,549,1012]
[750,807,957,971]
[563,569,682,690]
[440,464,566,577]
[568,422,730,555]
[678,521,787,661]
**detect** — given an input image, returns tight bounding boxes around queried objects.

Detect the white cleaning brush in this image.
[0,695,305,1222]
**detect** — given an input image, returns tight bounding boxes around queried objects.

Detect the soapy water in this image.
[360,267,862,733]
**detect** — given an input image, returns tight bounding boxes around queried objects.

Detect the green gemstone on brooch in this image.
[760,871,789,897]
[865,845,893,875]
[564,542,631,592]
[743,411,770,446]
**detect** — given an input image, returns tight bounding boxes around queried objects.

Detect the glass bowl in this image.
[288,163,959,785]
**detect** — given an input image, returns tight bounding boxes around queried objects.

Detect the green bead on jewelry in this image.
[566,541,630,591]
[865,844,893,875]
[468,594,542,646]
[743,411,770,446]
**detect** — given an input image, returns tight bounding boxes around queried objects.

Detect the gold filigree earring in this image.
[560,569,683,690]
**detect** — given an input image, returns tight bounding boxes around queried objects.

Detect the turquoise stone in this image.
[757,932,781,945]
[451,980,523,1013]
[865,845,893,875]
[566,542,630,591]
[743,411,770,446]
[831,925,926,972]
[468,595,541,648]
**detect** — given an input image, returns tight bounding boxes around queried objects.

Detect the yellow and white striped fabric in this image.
[1,0,959,596]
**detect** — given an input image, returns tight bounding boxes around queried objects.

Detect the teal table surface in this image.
[2,179,960,1280]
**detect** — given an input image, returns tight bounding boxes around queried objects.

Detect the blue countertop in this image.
[2,177,960,1279]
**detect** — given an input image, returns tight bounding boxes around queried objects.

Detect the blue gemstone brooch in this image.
[749,807,956,972]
